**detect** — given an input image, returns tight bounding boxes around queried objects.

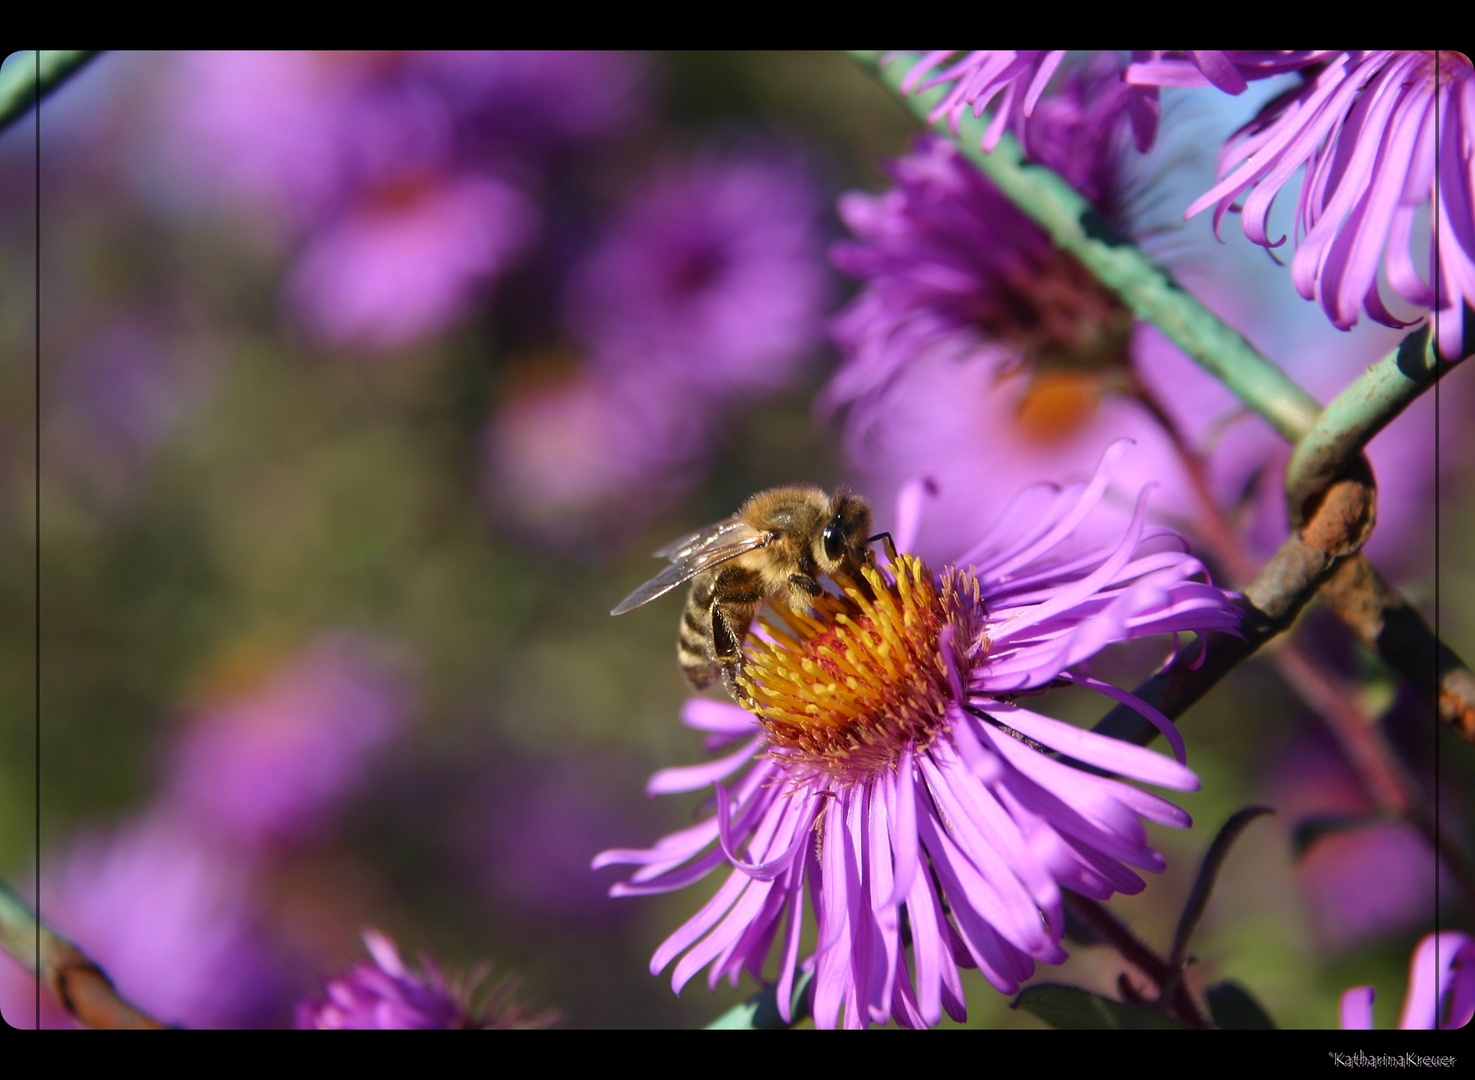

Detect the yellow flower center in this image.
[739,553,984,780]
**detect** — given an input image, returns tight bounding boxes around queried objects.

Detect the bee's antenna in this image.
[867,532,899,564]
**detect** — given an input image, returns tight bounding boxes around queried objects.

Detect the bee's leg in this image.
[788,572,822,597]
[710,598,758,712]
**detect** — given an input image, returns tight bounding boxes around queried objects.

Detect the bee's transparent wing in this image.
[611,530,772,615]
[651,517,748,560]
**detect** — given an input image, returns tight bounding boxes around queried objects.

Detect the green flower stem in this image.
[1287,324,1468,523]
[0,51,99,137]
[849,50,1323,442]
[0,876,168,1029]
[1062,892,1209,1028]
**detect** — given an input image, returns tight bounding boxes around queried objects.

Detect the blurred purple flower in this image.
[900,50,1159,154]
[43,319,219,514]
[415,50,647,151]
[161,635,409,852]
[159,51,382,229]
[826,121,1133,446]
[486,149,831,546]
[1132,50,1475,358]
[597,445,1241,1028]
[159,51,641,231]
[295,929,554,1029]
[480,364,708,549]
[462,756,655,928]
[285,172,537,351]
[157,51,649,352]
[1265,727,1452,951]
[1341,932,1475,1029]
[0,815,285,1028]
[569,151,830,399]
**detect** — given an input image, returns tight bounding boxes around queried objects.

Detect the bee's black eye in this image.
[823,516,846,561]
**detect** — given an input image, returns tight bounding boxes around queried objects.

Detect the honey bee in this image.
[611,486,881,706]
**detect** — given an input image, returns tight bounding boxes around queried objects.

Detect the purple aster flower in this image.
[1125,51,1339,94]
[295,929,554,1029]
[284,171,537,351]
[1340,932,1475,1029]
[156,51,649,352]
[900,50,1159,154]
[568,150,830,400]
[0,814,285,1028]
[825,75,1452,580]
[827,57,1138,448]
[596,444,1241,1028]
[160,634,409,852]
[1133,51,1475,358]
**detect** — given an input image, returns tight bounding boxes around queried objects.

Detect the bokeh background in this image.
[0,50,1471,1028]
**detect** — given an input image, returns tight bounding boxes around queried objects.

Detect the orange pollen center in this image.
[1013,369,1104,444]
[738,554,984,781]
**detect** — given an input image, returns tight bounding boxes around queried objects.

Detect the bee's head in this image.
[815,490,874,575]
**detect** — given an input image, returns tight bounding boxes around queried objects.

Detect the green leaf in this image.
[704,970,813,1029]
[1012,983,1185,1029]
[1206,981,1277,1029]
[1169,806,1274,970]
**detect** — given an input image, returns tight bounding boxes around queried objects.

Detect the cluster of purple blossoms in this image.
[598,445,1242,1028]
[1128,50,1475,358]
[484,151,830,548]
[1340,932,1475,1029]
[295,929,554,1030]
[159,51,645,352]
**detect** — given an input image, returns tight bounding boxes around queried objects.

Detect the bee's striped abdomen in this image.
[679,575,720,689]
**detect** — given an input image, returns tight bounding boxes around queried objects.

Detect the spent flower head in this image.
[597,444,1241,1028]
[295,929,556,1030]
